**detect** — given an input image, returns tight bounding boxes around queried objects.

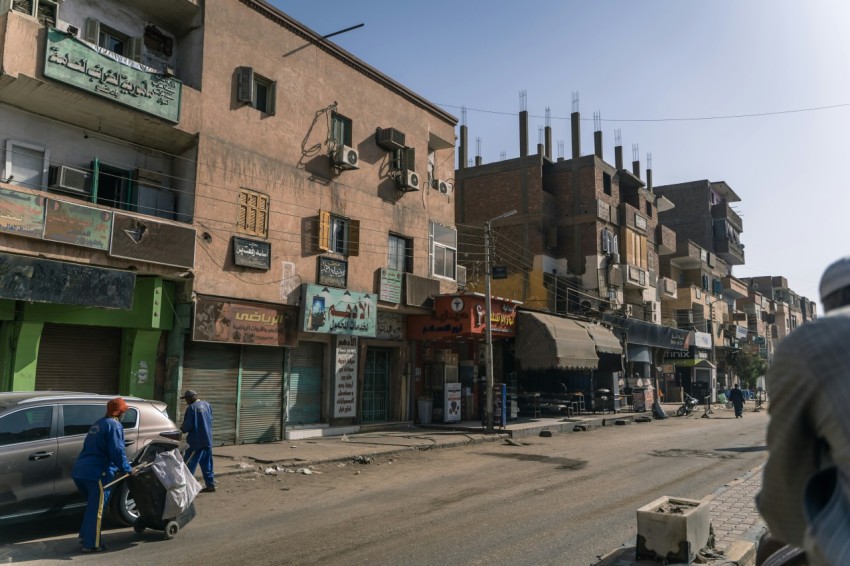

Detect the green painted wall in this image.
[120,329,161,400]
[9,322,43,391]
[0,300,14,321]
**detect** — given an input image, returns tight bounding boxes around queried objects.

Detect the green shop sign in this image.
[43,199,112,250]
[0,187,45,238]
[44,28,181,123]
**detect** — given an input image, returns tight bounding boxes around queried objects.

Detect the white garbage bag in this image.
[151,449,202,520]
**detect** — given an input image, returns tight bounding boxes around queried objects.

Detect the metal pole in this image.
[484,220,494,432]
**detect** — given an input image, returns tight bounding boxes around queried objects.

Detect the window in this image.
[4,139,49,190]
[601,228,618,255]
[238,189,269,237]
[95,163,133,210]
[624,228,647,270]
[10,0,56,27]
[603,172,612,196]
[430,222,457,280]
[318,209,359,256]
[84,19,141,61]
[645,201,653,217]
[0,406,52,446]
[388,233,412,273]
[427,148,436,187]
[143,25,174,58]
[331,112,352,147]
[237,67,276,115]
[61,404,104,436]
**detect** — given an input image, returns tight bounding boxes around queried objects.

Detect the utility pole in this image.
[484,210,516,432]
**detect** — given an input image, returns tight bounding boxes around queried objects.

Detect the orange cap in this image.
[106,397,128,417]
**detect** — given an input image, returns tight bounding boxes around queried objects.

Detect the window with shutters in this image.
[624,228,647,269]
[238,189,269,237]
[10,0,57,27]
[4,139,49,190]
[317,209,359,256]
[330,113,352,147]
[430,221,457,280]
[236,67,276,115]
[84,19,141,62]
[388,233,412,273]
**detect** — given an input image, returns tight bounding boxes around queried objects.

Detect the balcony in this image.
[624,264,648,290]
[0,10,200,154]
[656,224,676,255]
[669,240,706,270]
[712,201,743,231]
[714,237,745,266]
[722,275,748,299]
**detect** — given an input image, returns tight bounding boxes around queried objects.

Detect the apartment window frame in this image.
[10,0,57,27]
[602,172,612,196]
[330,112,353,149]
[237,67,276,115]
[430,221,457,280]
[318,209,359,257]
[4,139,49,190]
[238,188,270,238]
[388,233,413,273]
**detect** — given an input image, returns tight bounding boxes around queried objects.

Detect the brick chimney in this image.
[571,111,581,159]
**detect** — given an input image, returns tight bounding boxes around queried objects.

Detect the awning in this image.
[578,322,623,355]
[516,312,599,370]
[672,358,716,369]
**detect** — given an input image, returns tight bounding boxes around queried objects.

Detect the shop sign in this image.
[406,295,518,340]
[302,284,376,337]
[232,236,271,270]
[193,297,297,347]
[735,325,748,340]
[317,257,347,288]
[44,28,182,123]
[43,199,111,250]
[375,311,404,340]
[0,252,134,309]
[0,187,45,238]
[693,331,712,349]
[333,336,358,418]
[378,267,402,303]
[445,382,461,423]
[110,213,195,269]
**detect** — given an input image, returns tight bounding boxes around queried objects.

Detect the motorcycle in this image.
[676,393,699,417]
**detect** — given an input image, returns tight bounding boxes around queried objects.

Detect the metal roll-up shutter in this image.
[287,341,323,425]
[182,341,239,446]
[36,324,121,394]
[239,346,283,444]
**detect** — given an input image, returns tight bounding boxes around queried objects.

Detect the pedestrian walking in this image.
[757,257,850,565]
[728,383,745,418]
[71,397,135,553]
[181,390,216,493]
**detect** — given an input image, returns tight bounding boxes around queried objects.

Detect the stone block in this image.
[636,496,711,563]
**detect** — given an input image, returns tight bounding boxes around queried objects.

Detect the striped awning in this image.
[578,321,623,355]
[516,312,599,370]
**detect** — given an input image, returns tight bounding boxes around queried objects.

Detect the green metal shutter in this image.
[287,341,323,425]
[36,324,121,394]
[239,346,283,444]
[182,341,239,446]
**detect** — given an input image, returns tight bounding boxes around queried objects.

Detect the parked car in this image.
[0,392,182,526]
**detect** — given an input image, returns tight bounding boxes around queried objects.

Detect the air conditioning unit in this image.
[397,169,420,192]
[610,252,620,265]
[332,145,359,170]
[375,127,406,151]
[434,179,449,194]
[456,265,467,287]
[49,165,90,195]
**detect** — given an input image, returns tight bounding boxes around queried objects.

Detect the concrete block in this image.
[636,496,711,564]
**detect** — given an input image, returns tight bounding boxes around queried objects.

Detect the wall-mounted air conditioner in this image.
[434,179,449,194]
[49,165,91,195]
[332,145,359,170]
[397,169,420,192]
[375,127,406,151]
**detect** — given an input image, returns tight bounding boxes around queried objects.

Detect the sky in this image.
[271,0,849,310]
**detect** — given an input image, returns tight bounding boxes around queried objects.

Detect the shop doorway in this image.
[362,349,390,423]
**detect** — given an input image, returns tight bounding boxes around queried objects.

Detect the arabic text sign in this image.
[378,268,402,303]
[375,311,404,340]
[43,199,111,250]
[193,298,298,347]
[318,256,347,288]
[0,187,45,238]
[44,28,181,123]
[334,336,358,418]
[232,236,271,270]
[302,284,376,337]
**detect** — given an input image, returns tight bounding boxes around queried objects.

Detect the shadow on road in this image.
[480,452,588,470]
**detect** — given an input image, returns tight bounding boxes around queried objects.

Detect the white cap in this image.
[819,257,850,302]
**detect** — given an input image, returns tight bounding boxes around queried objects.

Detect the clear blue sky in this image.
[271,0,849,309]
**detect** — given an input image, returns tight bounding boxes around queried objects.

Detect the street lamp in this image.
[484,209,517,432]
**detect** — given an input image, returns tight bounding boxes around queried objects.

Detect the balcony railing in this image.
[711,201,743,231]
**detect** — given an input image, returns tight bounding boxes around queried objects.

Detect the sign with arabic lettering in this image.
[43,199,111,250]
[110,213,195,269]
[302,284,377,337]
[375,311,404,340]
[333,336,358,418]
[0,187,45,238]
[232,236,271,270]
[317,256,347,288]
[378,268,402,303]
[44,28,181,123]
[193,297,298,347]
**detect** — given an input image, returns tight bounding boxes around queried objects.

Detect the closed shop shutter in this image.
[36,324,121,394]
[239,346,283,444]
[287,341,323,425]
[182,340,239,446]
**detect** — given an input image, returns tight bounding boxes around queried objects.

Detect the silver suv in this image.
[0,392,182,525]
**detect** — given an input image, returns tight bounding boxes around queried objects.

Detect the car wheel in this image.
[111,482,140,526]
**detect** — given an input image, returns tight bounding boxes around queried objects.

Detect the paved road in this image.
[0,407,768,565]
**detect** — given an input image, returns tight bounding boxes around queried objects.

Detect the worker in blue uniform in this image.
[71,397,135,553]
[180,390,216,492]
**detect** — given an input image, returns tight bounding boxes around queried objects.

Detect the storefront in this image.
[407,294,519,424]
[663,331,716,402]
[182,296,298,446]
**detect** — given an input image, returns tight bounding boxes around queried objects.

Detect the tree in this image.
[729,348,767,390]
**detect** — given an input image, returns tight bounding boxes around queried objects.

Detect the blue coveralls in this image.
[182,399,215,488]
[71,417,132,550]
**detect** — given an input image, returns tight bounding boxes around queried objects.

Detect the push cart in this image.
[126,443,197,540]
